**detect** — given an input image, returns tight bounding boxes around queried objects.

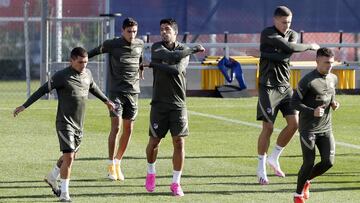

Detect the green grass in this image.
[0,90,360,202]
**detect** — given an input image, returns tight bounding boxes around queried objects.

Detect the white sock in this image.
[270,145,284,161]
[115,158,121,165]
[172,170,182,184]
[51,165,60,179]
[294,192,303,197]
[257,155,266,172]
[108,159,115,165]
[147,162,156,174]
[60,178,70,193]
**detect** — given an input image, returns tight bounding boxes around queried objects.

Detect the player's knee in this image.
[110,126,120,135]
[173,137,184,150]
[302,160,315,169]
[149,138,161,149]
[302,156,315,167]
[263,122,274,134]
[322,159,334,169]
[288,122,298,131]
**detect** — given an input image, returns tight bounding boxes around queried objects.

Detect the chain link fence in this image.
[0,0,107,100]
[1,0,360,100]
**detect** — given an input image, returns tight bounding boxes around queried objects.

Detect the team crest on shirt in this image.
[153,123,158,129]
[133,47,142,55]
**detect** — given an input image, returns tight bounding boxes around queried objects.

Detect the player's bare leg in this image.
[107,117,120,180]
[268,114,298,177]
[257,121,273,184]
[114,119,134,180]
[170,136,185,196]
[145,136,161,192]
[59,152,75,202]
[44,156,63,197]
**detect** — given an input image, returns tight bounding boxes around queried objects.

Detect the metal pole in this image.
[55,0,62,62]
[40,0,48,98]
[339,30,343,50]
[300,30,304,43]
[209,34,217,56]
[24,0,31,98]
[146,32,150,43]
[182,32,189,43]
[224,31,229,59]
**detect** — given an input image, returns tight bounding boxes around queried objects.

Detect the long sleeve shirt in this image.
[150,41,198,109]
[292,69,338,133]
[88,37,144,94]
[23,67,108,132]
[259,26,314,87]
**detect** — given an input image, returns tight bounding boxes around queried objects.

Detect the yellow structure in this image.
[201,56,259,90]
[201,56,355,90]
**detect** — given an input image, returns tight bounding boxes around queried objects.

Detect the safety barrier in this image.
[200,56,356,90]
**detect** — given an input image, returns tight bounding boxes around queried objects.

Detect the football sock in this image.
[108,159,115,165]
[60,178,69,193]
[51,165,60,179]
[258,155,266,171]
[147,162,156,174]
[115,158,121,165]
[172,170,182,184]
[270,145,284,161]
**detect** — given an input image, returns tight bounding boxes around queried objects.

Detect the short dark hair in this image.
[71,47,88,59]
[316,47,334,58]
[160,18,178,34]
[122,17,138,29]
[274,6,292,17]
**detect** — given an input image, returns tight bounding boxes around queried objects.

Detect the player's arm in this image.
[88,39,112,58]
[330,76,340,111]
[330,100,340,111]
[151,43,204,62]
[264,31,319,53]
[88,78,115,112]
[89,78,109,103]
[13,75,59,117]
[291,78,314,114]
[260,52,292,62]
[139,47,146,79]
[149,57,189,75]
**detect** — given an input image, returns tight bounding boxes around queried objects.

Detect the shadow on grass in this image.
[73,152,360,162]
[1,186,360,200]
[2,171,359,185]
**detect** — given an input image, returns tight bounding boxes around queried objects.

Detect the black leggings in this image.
[296,131,335,194]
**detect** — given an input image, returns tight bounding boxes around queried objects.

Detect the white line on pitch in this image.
[189,110,360,150]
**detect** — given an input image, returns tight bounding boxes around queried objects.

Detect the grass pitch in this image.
[0,85,359,202]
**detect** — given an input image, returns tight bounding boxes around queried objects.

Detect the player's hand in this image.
[331,100,340,111]
[310,43,320,50]
[314,104,326,117]
[141,63,150,68]
[139,68,145,80]
[193,44,205,53]
[13,106,25,117]
[105,101,116,114]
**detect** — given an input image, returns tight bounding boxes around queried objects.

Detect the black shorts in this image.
[109,92,138,120]
[149,104,189,139]
[299,131,335,160]
[256,85,296,123]
[57,129,83,153]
